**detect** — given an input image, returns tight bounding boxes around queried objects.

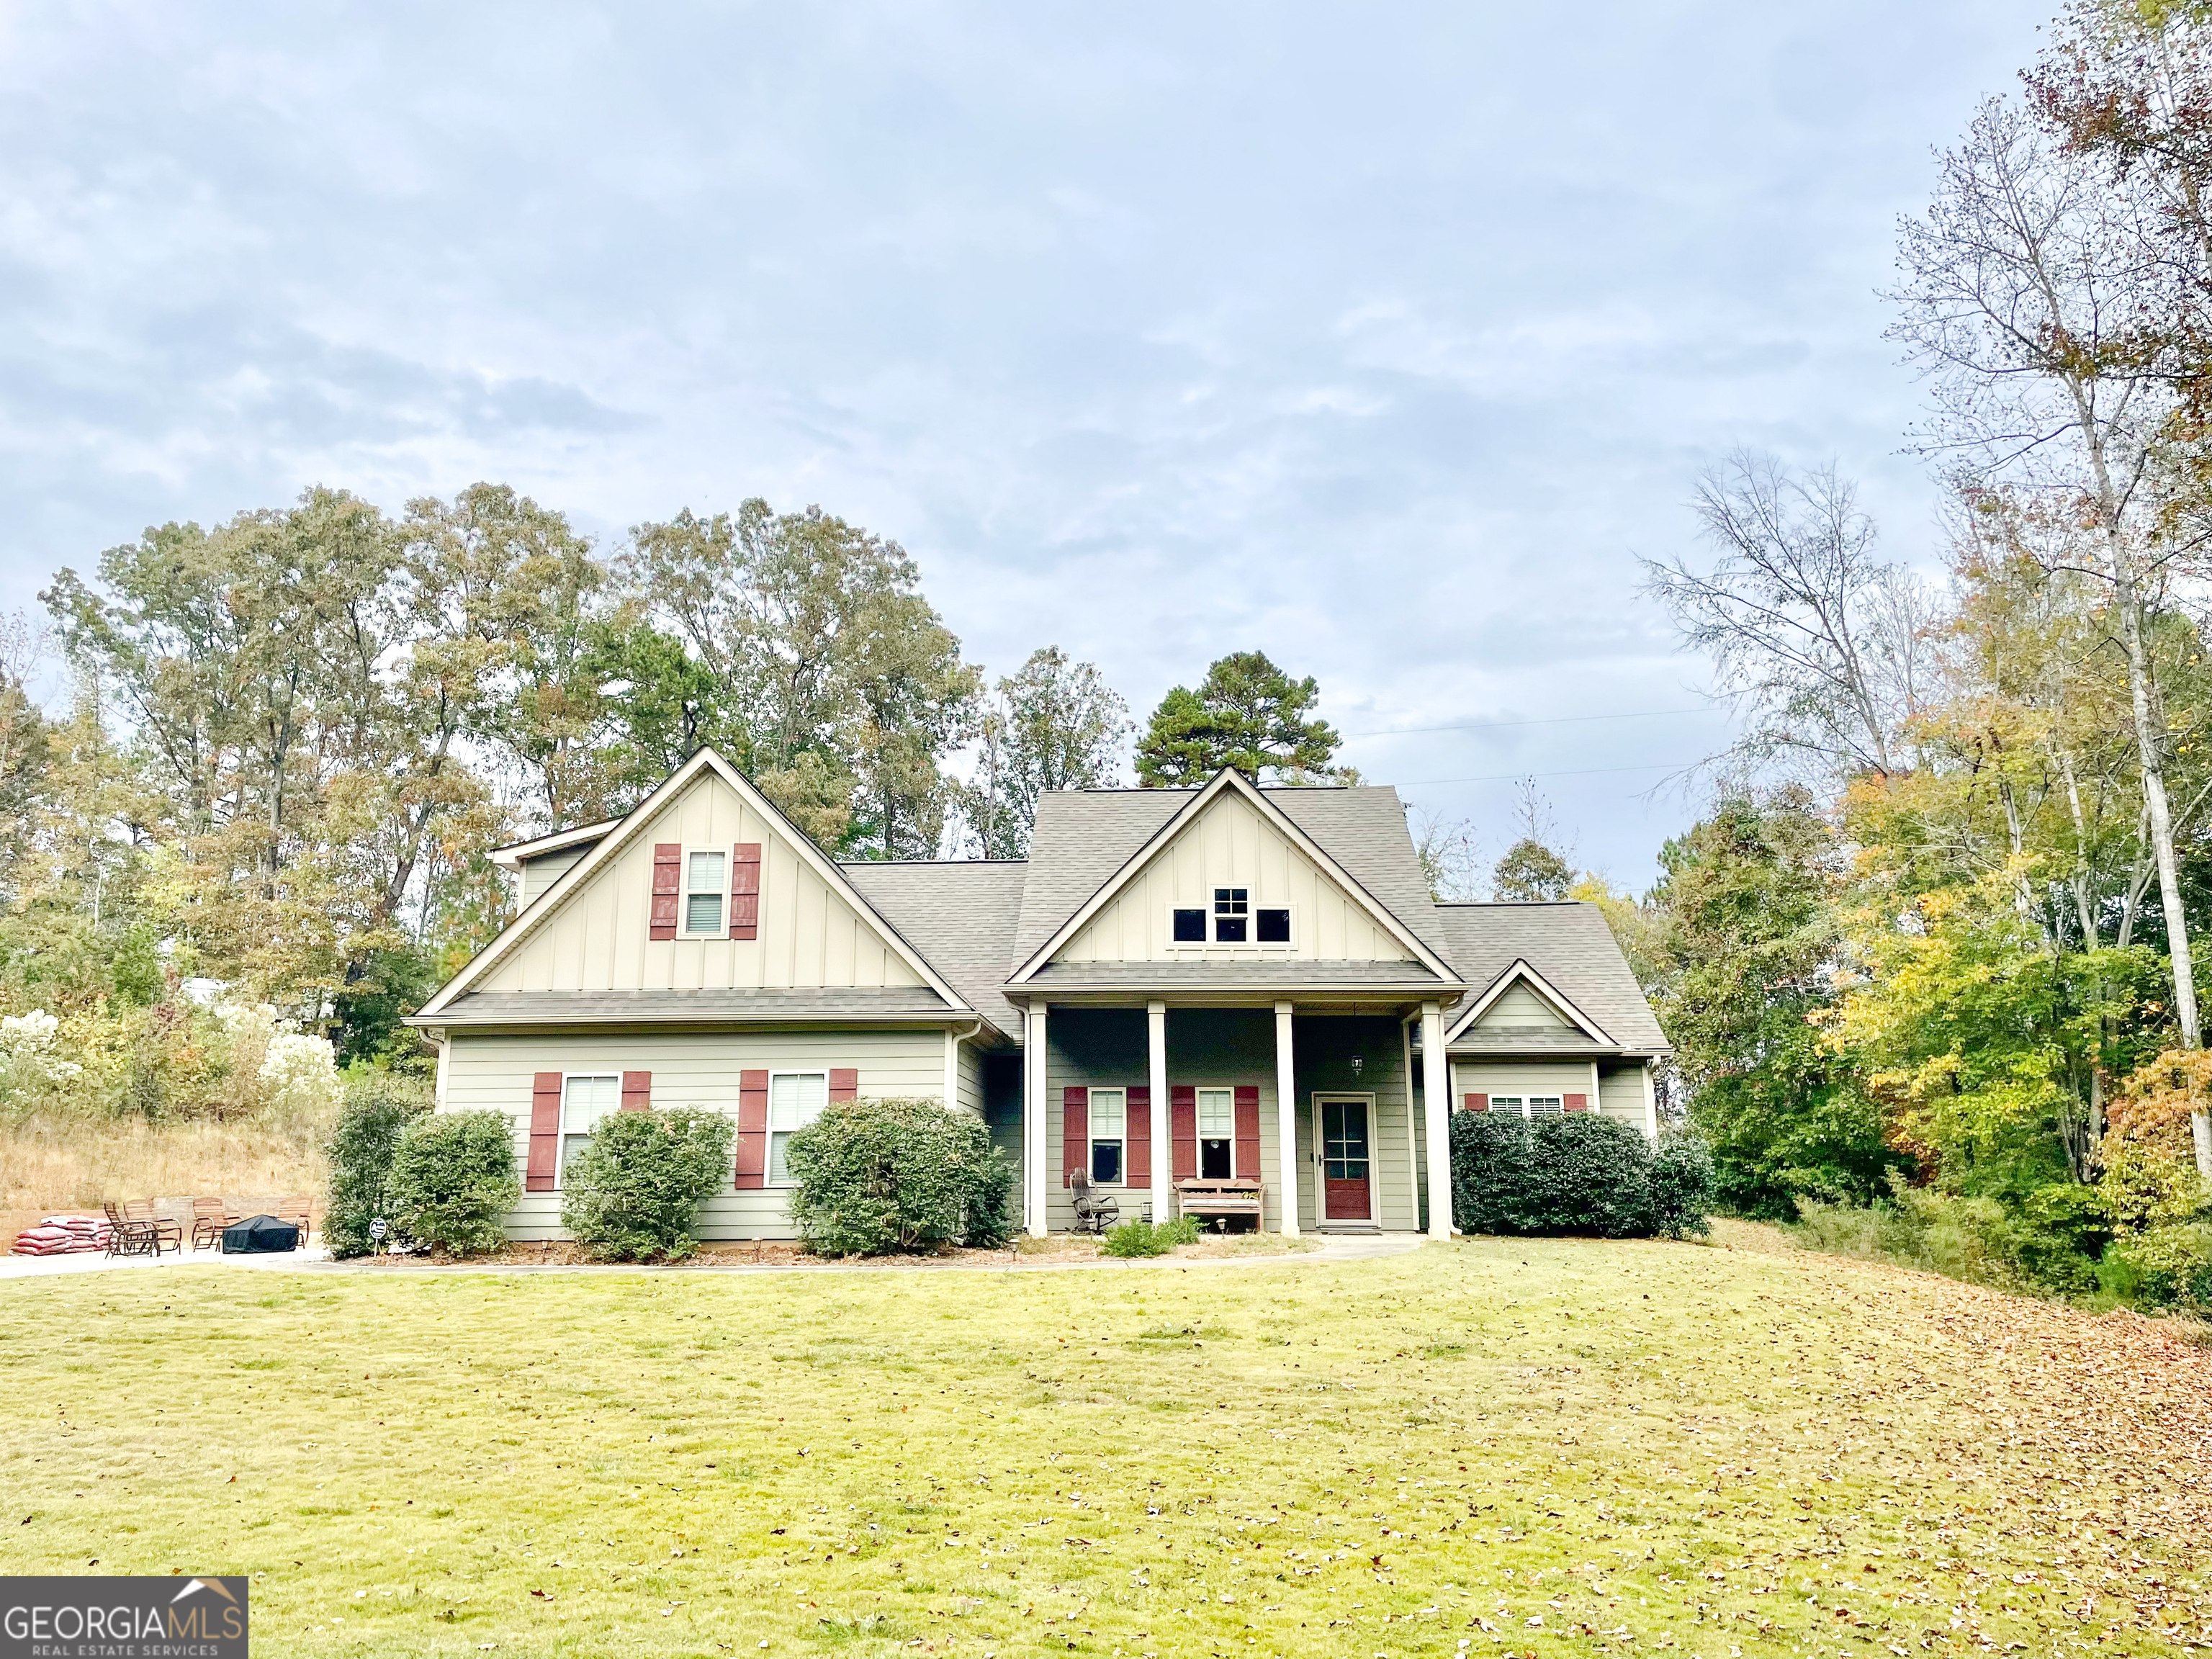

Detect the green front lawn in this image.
[1,1232,2203,1657]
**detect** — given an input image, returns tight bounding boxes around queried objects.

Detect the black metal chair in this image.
[1068,1169,1120,1235]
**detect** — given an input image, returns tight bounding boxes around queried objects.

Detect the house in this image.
[409,747,1668,1240]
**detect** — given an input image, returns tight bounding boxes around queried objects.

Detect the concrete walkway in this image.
[0,1230,1425,1282]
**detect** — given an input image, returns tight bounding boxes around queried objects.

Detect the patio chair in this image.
[274,1195,313,1241]
[120,1197,183,1255]
[102,1200,166,1259]
[1067,1169,1120,1236]
[189,1195,235,1251]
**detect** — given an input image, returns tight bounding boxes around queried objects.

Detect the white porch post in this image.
[1274,1000,1299,1236]
[1421,999,1452,1240]
[944,1028,960,1108]
[1148,1000,1170,1225]
[1025,1003,1049,1237]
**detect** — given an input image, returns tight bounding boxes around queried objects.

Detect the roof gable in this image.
[418,750,968,1018]
[1009,770,1458,984]
[1449,958,1610,1043]
[1434,903,1669,1053]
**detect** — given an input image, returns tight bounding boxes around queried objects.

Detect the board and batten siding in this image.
[442,1029,944,1240]
[1055,790,1418,965]
[479,771,926,996]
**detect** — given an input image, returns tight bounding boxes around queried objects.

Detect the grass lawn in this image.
[1,1229,2206,1658]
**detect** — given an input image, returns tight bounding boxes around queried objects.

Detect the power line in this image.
[1395,760,1703,788]
[1339,706,1713,741]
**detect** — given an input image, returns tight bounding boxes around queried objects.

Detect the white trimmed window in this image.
[1169,891,1293,947]
[1488,1095,1563,1120]
[685,849,728,935]
[1089,1087,1126,1185]
[767,1070,828,1184]
[1196,1086,1233,1179]
[561,1074,620,1178]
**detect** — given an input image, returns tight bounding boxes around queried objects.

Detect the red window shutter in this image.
[526,1071,562,1191]
[729,842,762,939]
[1564,1093,1590,1114]
[829,1069,858,1102]
[649,842,682,940]
[1462,1092,1490,1114]
[621,1071,652,1113]
[734,1070,769,1188]
[1062,1087,1089,1186]
[1125,1085,1151,1184]
[1170,1085,1197,1180]
[1233,1084,1261,1180]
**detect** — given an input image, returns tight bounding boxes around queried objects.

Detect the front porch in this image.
[1017,1002,1457,1239]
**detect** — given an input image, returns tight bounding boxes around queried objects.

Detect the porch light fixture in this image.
[1349,1053,1363,1078]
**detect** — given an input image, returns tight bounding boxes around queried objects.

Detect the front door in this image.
[1318,1098,1372,1220]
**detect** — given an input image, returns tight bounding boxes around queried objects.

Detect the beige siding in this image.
[1473,981,1570,1029]
[957,1038,986,1118]
[441,1028,943,1240]
[1038,1010,1420,1232]
[1447,1058,1596,1112]
[1055,790,1416,965]
[517,845,591,907]
[1598,1061,1652,1133]
[479,772,926,995]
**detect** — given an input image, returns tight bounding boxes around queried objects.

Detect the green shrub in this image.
[1102,1215,1202,1257]
[1449,1112,1665,1238]
[786,1096,1014,1258]
[1648,1129,1715,1238]
[2100,1222,2212,1309]
[387,1109,520,1255]
[561,1107,736,1262]
[322,1070,432,1259]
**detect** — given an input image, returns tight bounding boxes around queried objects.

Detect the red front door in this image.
[1321,1100,1372,1220]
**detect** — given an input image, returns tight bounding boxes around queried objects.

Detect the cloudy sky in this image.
[0,1,2047,883]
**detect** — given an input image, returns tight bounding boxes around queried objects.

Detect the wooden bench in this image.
[1175,1179,1265,1229]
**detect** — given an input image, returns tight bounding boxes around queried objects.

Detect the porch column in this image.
[1274,1000,1299,1236]
[1025,1002,1049,1237]
[1148,1000,1170,1225]
[1421,999,1452,1240]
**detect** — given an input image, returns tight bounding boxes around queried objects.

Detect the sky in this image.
[0,0,2052,886]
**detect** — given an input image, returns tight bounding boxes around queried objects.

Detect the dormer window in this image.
[685,850,727,935]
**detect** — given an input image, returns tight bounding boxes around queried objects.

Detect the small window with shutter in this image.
[1527,1094,1564,1118]
[561,1074,620,1179]
[1088,1087,1126,1185]
[684,850,727,935]
[767,1071,829,1184]
[1195,1087,1234,1179]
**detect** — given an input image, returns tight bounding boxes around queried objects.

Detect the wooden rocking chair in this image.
[1067,1169,1120,1236]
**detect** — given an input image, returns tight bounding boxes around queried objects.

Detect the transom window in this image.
[685,850,727,935]
[767,1071,827,1184]
[1169,893,1292,947]
[1196,1086,1233,1179]
[1089,1087,1126,1185]
[561,1074,620,1178]
[1489,1095,1564,1119]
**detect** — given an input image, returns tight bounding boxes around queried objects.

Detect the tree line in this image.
[0,482,1354,1084]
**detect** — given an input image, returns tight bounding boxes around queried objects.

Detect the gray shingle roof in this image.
[418,989,966,1027]
[1434,902,1669,1054]
[1011,783,1452,968]
[841,860,1030,1038]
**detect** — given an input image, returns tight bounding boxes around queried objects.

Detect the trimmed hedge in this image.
[387,1109,521,1255]
[786,1095,1014,1258]
[1449,1112,1712,1238]
[322,1071,432,1259]
[561,1106,736,1262]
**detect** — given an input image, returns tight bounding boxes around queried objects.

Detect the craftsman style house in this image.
[410,747,1667,1240]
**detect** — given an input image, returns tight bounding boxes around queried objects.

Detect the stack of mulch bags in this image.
[9,1214,112,1256]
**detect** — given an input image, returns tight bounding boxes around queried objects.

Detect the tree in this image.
[961,647,1131,858]
[1407,806,1482,902]
[1890,89,2212,1179]
[1493,840,1573,902]
[1651,791,1894,1216]
[1134,652,1346,786]
[1640,450,1930,781]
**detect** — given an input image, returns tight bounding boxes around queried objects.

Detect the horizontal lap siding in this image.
[441,1029,945,1240]
[1447,1060,1593,1107]
[1043,1009,1287,1231]
[1290,1015,1414,1232]
[957,1040,986,1118]
[1598,1061,1652,1132]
